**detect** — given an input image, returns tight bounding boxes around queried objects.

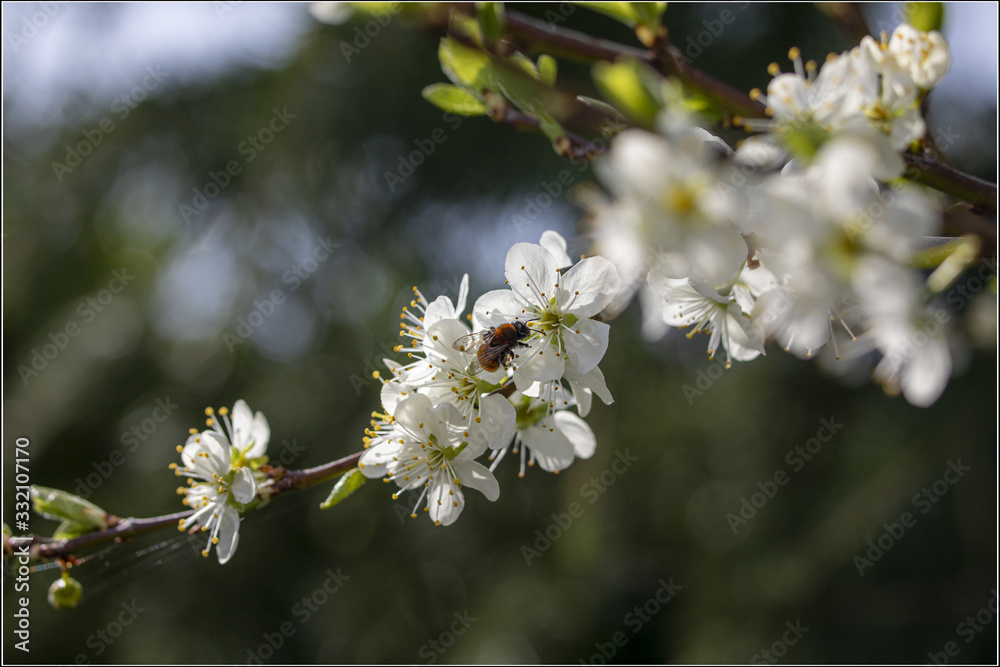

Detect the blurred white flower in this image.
[649,273,764,367]
[594,129,748,287]
[863,23,950,90]
[855,256,952,406]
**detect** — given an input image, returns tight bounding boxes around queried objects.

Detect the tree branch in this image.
[438,3,996,216]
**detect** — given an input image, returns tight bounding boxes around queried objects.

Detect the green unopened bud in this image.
[48,574,84,610]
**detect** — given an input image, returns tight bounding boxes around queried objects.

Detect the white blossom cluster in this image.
[588,23,964,407]
[359,231,621,526]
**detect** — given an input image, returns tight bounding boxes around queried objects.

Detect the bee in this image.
[452,320,535,374]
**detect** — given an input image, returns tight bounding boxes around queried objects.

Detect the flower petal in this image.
[230,399,254,450]
[230,466,258,504]
[505,243,558,310]
[392,394,433,435]
[451,457,500,502]
[520,423,575,473]
[473,289,527,330]
[182,430,231,479]
[514,337,565,382]
[901,336,951,407]
[563,318,610,375]
[245,410,270,459]
[470,393,516,452]
[428,479,465,526]
[554,410,596,459]
[540,230,572,269]
[215,505,241,565]
[560,256,621,319]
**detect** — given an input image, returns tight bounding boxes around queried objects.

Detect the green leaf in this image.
[53,519,97,541]
[320,469,367,510]
[576,2,641,27]
[476,2,506,43]
[422,84,489,115]
[905,2,944,32]
[438,38,493,89]
[31,486,110,532]
[507,52,540,80]
[449,13,485,46]
[538,54,558,86]
[592,59,662,127]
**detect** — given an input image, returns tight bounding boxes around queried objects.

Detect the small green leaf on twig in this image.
[538,54,558,86]
[320,469,368,510]
[439,37,493,89]
[422,84,489,115]
[592,59,663,127]
[476,2,507,43]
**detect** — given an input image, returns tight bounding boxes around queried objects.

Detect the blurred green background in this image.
[3,2,996,664]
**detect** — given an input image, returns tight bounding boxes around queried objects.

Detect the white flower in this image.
[854,256,952,407]
[595,129,748,287]
[209,399,271,467]
[747,42,926,155]
[172,430,257,564]
[491,393,597,477]
[745,134,938,359]
[863,23,950,90]
[648,272,765,367]
[408,318,517,451]
[848,46,924,150]
[474,235,621,382]
[388,275,470,386]
[359,395,499,526]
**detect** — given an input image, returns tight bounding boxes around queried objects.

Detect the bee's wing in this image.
[451,331,489,354]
